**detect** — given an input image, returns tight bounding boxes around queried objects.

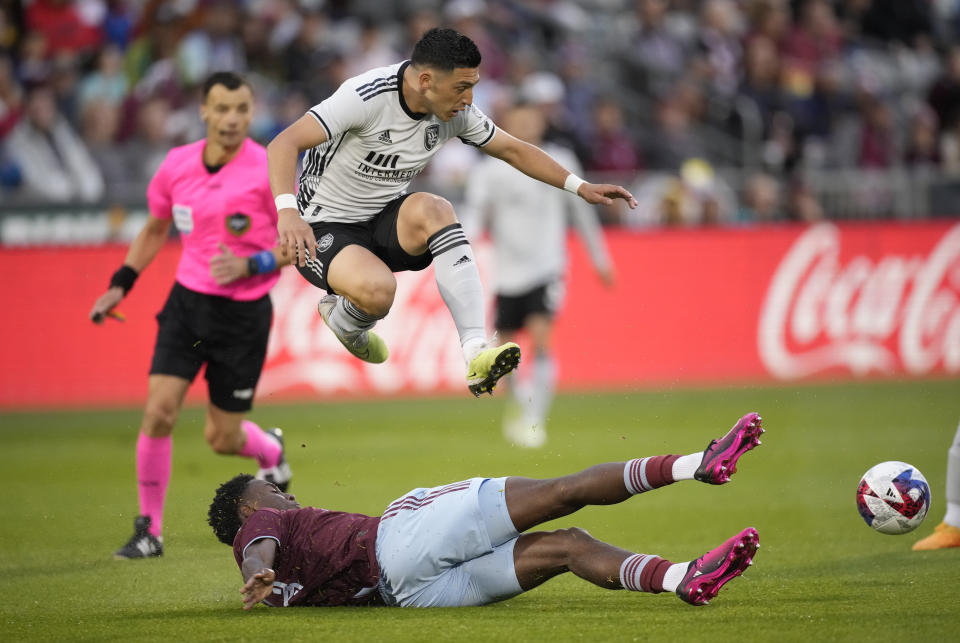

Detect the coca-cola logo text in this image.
[759,223,960,379]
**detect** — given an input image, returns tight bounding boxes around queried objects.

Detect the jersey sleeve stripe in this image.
[307,109,332,139]
[477,123,497,146]
[356,75,396,92]
[360,86,399,102]
[357,79,398,97]
[241,535,281,560]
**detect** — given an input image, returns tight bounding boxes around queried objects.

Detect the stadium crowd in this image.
[1,0,959,225]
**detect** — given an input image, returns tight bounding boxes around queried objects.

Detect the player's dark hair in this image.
[208,473,255,545]
[202,71,248,100]
[411,27,481,71]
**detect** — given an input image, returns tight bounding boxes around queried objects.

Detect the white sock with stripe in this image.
[428,223,486,362]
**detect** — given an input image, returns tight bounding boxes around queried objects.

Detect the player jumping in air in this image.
[209,413,764,608]
[267,27,637,396]
[90,72,293,559]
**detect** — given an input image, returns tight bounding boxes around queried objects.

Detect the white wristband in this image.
[563,173,585,195]
[274,193,298,212]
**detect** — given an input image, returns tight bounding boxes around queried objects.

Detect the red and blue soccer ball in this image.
[856,461,931,535]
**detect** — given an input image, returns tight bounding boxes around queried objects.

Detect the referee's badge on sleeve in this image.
[172,204,193,234]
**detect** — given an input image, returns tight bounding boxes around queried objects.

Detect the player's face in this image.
[425,67,479,121]
[242,479,300,512]
[201,83,253,149]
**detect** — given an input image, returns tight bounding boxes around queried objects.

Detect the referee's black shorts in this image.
[150,282,272,412]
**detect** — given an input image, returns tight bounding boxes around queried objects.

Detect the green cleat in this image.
[318,295,389,364]
[466,341,521,397]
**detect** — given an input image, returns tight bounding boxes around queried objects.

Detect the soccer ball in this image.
[856,461,931,535]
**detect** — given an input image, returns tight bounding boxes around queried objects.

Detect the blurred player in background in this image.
[210,413,764,609]
[89,72,293,560]
[267,27,636,397]
[913,418,960,550]
[465,104,614,447]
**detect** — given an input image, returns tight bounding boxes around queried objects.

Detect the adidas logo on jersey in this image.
[452,255,472,267]
[377,130,393,144]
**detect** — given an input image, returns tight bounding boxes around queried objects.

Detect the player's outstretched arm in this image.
[240,538,278,610]
[89,215,172,323]
[481,129,637,209]
[267,114,329,267]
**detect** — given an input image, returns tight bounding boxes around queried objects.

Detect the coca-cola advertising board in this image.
[0,221,957,408]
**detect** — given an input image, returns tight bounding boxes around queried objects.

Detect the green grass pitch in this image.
[1,379,958,642]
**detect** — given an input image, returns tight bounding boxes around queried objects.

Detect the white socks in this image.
[661,562,689,593]
[428,223,486,362]
[671,452,703,480]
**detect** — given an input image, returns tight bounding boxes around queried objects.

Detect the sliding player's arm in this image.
[89,214,172,323]
[482,128,637,208]
[267,114,329,266]
[240,537,278,610]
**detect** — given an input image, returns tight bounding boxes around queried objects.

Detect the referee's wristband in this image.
[247,250,278,276]
[274,193,298,213]
[563,173,586,195]
[109,265,139,295]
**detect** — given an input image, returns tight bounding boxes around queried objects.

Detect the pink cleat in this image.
[695,412,764,485]
[676,527,759,606]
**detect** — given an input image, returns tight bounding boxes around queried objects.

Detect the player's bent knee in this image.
[141,404,178,437]
[410,193,457,229]
[358,279,396,318]
[204,424,241,454]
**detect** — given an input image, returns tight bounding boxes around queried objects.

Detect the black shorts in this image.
[495,280,565,332]
[150,282,273,413]
[295,193,433,293]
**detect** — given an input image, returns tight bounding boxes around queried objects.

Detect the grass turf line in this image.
[1,379,957,642]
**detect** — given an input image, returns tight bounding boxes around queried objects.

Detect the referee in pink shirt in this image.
[90,72,293,560]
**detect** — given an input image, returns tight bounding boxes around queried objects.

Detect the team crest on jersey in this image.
[377,130,393,144]
[225,212,251,235]
[424,124,440,150]
[318,233,334,252]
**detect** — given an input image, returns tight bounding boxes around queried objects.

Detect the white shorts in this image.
[375,477,523,607]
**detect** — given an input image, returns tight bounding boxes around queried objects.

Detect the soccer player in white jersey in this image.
[466,104,615,447]
[267,28,637,396]
[913,418,960,550]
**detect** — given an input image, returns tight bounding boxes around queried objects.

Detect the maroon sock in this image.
[619,554,672,593]
[623,455,681,494]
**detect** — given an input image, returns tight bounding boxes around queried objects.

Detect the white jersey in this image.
[298,61,497,223]
[464,143,611,295]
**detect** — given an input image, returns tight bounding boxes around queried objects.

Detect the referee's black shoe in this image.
[257,428,293,492]
[113,515,163,560]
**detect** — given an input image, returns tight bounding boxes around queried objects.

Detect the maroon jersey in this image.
[233,507,382,607]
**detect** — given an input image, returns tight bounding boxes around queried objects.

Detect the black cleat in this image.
[114,515,163,560]
[256,428,292,492]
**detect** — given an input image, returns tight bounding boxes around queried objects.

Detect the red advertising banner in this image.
[1,221,957,408]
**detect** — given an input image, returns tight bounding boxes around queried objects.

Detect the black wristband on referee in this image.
[109,265,139,295]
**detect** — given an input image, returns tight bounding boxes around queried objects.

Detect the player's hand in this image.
[89,287,125,324]
[578,183,638,209]
[277,209,316,267]
[240,567,276,610]
[210,243,247,285]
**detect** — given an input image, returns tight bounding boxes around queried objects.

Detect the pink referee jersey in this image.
[147,138,279,301]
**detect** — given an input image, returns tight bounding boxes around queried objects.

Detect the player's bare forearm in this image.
[124,215,173,273]
[484,133,570,189]
[483,131,637,208]
[240,539,277,609]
